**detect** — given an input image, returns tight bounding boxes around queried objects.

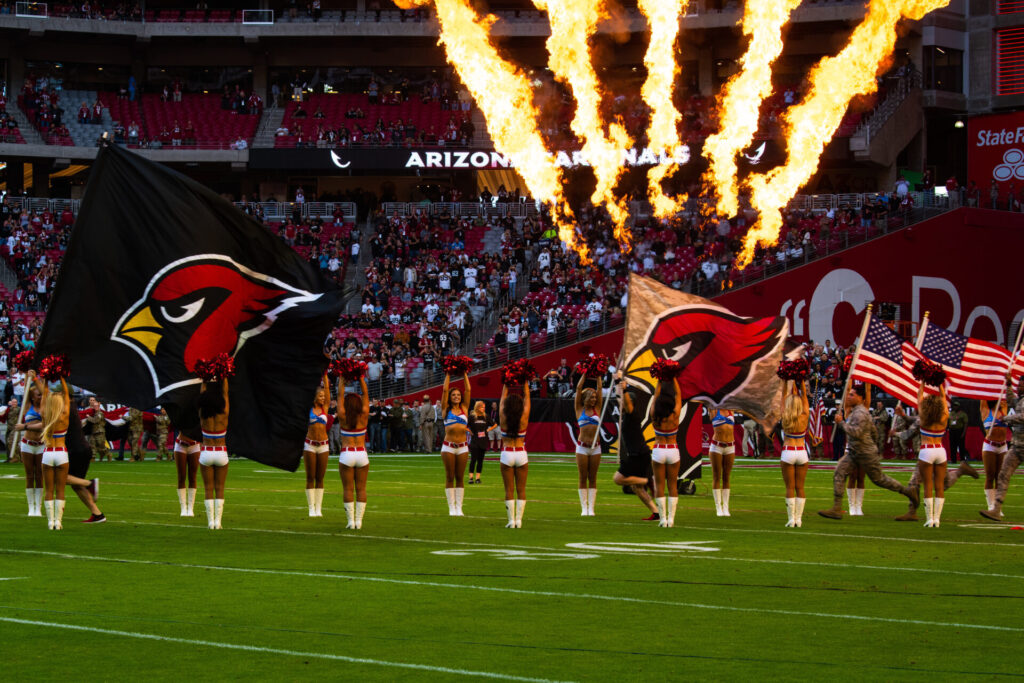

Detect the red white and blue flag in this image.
[808,392,825,441]
[1010,349,1024,389]
[918,322,1012,400]
[849,314,928,406]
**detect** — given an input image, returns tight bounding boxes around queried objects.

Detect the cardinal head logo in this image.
[112,255,321,396]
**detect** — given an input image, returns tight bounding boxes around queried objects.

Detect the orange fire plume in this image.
[638,0,687,219]
[739,0,951,266]
[394,0,587,260]
[703,0,801,219]
[533,0,633,249]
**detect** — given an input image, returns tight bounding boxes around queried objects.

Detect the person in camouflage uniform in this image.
[128,407,145,461]
[981,382,1024,520]
[819,383,918,519]
[86,396,110,462]
[155,407,171,461]
[5,398,21,463]
[896,411,979,521]
[889,406,920,457]
[871,401,891,455]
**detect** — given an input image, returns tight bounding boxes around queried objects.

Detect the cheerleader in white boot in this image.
[336,373,370,530]
[440,367,471,516]
[846,467,866,516]
[196,358,231,531]
[915,368,949,528]
[779,373,811,528]
[174,433,200,517]
[16,383,45,517]
[36,367,70,530]
[574,374,602,516]
[980,396,1009,516]
[650,363,683,528]
[499,378,530,528]
[304,373,331,517]
[709,407,736,516]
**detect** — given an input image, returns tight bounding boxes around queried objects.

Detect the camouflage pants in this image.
[908,465,963,490]
[832,452,910,503]
[995,448,1023,507]
[90,433,109,461]
[130,427,144,460]
[7,432,20,462]
[156,429,169,460]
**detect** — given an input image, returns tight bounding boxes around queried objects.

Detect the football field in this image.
[1,454,1022,681]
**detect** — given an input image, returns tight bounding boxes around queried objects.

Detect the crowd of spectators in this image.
[18,75,73,145]
[0,87,22,143]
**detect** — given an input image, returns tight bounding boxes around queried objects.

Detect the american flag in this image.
[919,323,1011,400]
[849,314,928,406]
[1010,350,1024,389]
[808,391,825,441]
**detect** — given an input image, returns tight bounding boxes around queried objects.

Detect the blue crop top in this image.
[309,409,328,426]
[983,413,1008,429]
[25,406,41,423]
[711,410,734,427]
[444,410,468,428]
[577,410,600,428]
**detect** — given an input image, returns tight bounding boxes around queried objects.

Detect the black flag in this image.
[36,143,345,471]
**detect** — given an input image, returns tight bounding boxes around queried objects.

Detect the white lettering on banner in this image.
[792,300,807,337]
[975,127,1024,147]
[912,276,961,332]
[405,152,424,168]
[964,306,1004,345]
[805,269,874,346]
[401,146,691,170]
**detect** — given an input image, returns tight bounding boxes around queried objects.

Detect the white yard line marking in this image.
[0,616,570,683]
[3,549,1021,632]
[669,524,1024,548]
[0,578,26,581]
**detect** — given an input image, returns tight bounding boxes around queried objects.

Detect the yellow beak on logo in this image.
[119,306,163,356]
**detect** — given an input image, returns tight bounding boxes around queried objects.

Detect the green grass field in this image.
[2,453,1023,681]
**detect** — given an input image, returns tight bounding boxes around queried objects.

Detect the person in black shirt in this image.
[367,400,383,453]
[467,401,496,484]
[611,381,659,521]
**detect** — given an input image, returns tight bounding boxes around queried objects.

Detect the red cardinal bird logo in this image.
[111,255,321,396]
[624,305,785,404]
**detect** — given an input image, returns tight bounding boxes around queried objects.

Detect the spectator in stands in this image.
[232,136,248,151]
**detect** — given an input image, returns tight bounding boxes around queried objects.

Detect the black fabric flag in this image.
[36,143,345,471]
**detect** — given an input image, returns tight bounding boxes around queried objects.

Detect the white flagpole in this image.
[839,304,874,412]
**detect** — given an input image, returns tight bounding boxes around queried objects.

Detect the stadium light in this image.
[954,118,965,129]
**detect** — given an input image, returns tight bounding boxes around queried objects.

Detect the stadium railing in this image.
[232,201,357,223]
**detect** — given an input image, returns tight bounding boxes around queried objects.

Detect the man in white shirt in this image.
[424,302,440,322]
[586,298,603,324]
[328,256,341,273]
[701,259,718,280]
[350,241,360,265]
[438,270,452,292]
[361,301,375,315]
[463,264,478,289]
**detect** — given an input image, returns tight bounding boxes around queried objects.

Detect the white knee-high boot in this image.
[306,488,316,516]
[315,488,324,516]
[355,501,366,529]
[933,497,944,527]
[514,499,525,528]
[587,488,597,516]
[785,497,796,527]
[205,499,216,529]
[846,488,856,514]
[186,488,197,517]
[722,489,731,516]
[505,499,516,528]
[55,500,65,529]
[26,489,35,516]
[454,487,464,516]
[178,488,188,516]
[578,488,588,516]
[923,498,935,527]
[445,488,456,515]
[214,499,224,529]
[33,488,43,516]
[795,498,806,527]
[855,488,866,515]
[656,497,667,527]
[666,497,678,527]
[344,501,355,529]
[712,488,723,516]
[44,499,55,529]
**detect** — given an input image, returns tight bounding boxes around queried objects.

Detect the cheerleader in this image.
[709,406,736,516]
[651,376,682,528]
[174,432,200,517]
[980,396,1009,515]
[574,374,602,516]
[336,374,370,529]
[440,370,471,516]
[304,373,331,517]
[780,379,812,528]
[37,371,70,530]
[15,383,45,517]
[917,381,949,527]
[467,401,495,485]
[198,376,229,530]
[499,380,530,528]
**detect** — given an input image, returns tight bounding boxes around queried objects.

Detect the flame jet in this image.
[638,0,687,219]
[739,0,951,266]
[394,0,588,259]
[703,0,801,219]
[533,0,633,249]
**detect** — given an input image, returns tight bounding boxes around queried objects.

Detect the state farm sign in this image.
[968,111,1024,198]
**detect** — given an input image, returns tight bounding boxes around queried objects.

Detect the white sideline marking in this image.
[0,616,569,682]
[670,524,1024,548]
[0,577,26,581]
[3,549,1021,633]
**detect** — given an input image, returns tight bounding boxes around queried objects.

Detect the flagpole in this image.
[589,345,625,450]
[984,319,1024,442]
[839,304,873,413]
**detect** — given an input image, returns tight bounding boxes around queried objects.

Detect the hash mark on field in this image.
[0,617,571,682]
[4,549,1022,633]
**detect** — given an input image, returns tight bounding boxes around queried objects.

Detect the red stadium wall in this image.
[715,208,1024,347]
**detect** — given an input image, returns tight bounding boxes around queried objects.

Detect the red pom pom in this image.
[442,355,474,375]
[502,358,537,385]
[191,353,236,382]
[842,355,853,373]
[38,354,68,382]
[13,350,34,372]
[331,358,367,381]
[575,354,611,379]
[650,358,683,381]
[777,359,809,381]
[912,359,946,387]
